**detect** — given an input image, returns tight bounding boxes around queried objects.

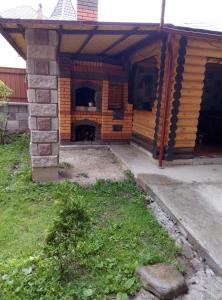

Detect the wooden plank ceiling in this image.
[0,19,160,59]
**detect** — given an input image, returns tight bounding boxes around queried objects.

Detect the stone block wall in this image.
[0,102,28,132]
[26,29,59,182]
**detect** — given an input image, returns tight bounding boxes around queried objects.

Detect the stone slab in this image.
[27,45,56,60]
[136,264,187,299]
[32,156,58,167]
[27,89,36,103]
[32,167,59,182]
[6,120,19,131]
[19,120,28,131]
[29,104,57,117]
[16,112,28,121]
[31,131,58,143]
[28,75,57,89]
[25,29,49,45]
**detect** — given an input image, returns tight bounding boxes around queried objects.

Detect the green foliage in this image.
[0,136,179,299]
[0,80,13,144]
[0,80,13,102]
[45,194,90,282]
[117,293,129,300]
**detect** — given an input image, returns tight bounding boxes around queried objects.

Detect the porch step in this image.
[60,144,109,151]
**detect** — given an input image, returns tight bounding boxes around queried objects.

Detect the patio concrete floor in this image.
[110,144,222,276]
[59,146,126,185]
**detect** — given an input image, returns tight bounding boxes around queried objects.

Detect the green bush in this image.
[45,195,90,282]
[0,80,12,144]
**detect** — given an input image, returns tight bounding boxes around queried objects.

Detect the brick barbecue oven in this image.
[53,0,133,145]
[59,56,132,143]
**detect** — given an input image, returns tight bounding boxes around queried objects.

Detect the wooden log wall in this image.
[159,36,180,148]
[129,37,180,154]
[129,40,162,142]
[173,37,222,151]
[125,34,222,159]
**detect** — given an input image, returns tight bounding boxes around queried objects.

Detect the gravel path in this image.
[132,196,222,300]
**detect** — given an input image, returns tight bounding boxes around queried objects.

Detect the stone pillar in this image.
[26,29,59,182]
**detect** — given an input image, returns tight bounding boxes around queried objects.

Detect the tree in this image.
[0,80,13,144]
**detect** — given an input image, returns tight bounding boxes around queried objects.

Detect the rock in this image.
[131,289,158,300]
[136,263,188,299]
[191,258,203,272]
[181,241,194,259]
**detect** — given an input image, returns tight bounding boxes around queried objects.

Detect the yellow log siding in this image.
[129,36,180,146]
[174,37,222,149]
[130,40,162,141]
[129,35,222,154]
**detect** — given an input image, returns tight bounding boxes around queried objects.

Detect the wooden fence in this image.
[0,67,27,102]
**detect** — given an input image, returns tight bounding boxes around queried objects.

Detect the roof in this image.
[181,21,222,33]
[1,18,222,61]
[0,5,39,19]
[50,0,76,21]
[0,19,162,60]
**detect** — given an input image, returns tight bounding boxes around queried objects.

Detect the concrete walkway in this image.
[110,144,222,276]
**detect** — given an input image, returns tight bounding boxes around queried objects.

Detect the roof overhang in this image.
[2,18,222,62]
[0,19,166,60]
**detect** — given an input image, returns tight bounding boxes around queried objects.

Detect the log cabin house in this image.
[1,0,222,181]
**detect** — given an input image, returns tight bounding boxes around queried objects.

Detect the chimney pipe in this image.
[37,3,43,19]
[77,0,98,21]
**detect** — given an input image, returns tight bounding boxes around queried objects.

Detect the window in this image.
[132,58,158,111]
[75,87,96,107]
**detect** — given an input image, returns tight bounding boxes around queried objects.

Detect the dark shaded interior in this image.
[75,87,96,107]
[130,57,158,111]
[196,63,222,155]
[75,125,96,141]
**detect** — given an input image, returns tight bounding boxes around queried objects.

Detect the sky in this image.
[0,0,221,68]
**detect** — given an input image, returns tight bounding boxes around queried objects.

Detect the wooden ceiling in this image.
[0,19,161,59]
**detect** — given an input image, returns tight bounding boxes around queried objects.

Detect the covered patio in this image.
[2,5,222,182]
[0,18,166,181]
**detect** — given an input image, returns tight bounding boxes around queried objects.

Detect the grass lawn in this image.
[0,135,179,300]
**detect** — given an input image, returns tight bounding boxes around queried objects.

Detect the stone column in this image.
[26,29,59,182]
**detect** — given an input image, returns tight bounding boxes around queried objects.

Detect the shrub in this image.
[45,195,91,282]
[0,80,13,144]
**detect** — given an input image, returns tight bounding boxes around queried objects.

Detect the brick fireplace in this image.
[59,56,133,144]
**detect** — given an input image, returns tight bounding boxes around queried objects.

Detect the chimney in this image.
[37,3,43,19]
[77,0,98,21]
